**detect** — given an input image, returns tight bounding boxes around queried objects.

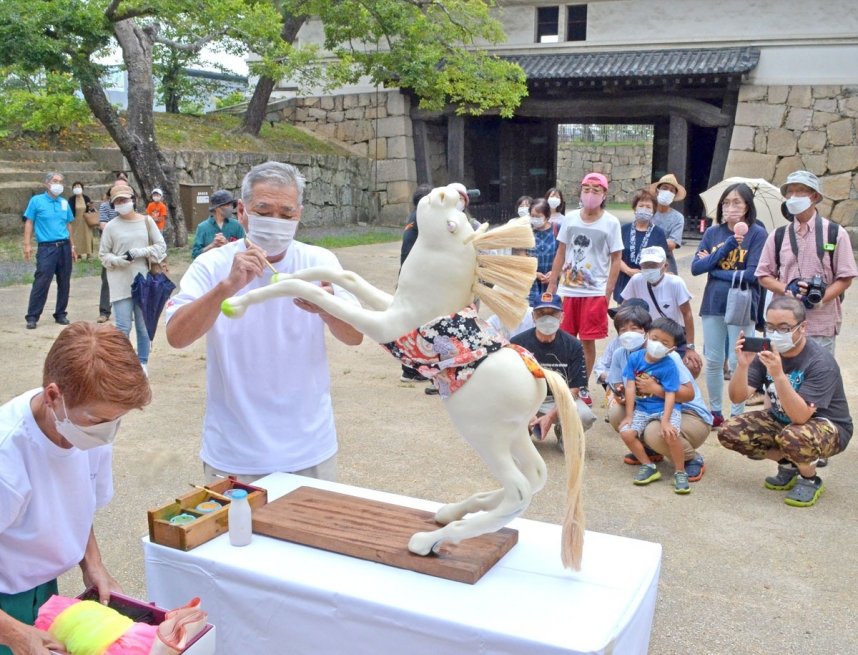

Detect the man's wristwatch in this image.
[686,344,696,350]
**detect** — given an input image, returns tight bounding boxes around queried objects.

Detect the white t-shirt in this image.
[621,272,692,326]
[0,389,113,594]
[556,210,623,297]
[164,240,357,474]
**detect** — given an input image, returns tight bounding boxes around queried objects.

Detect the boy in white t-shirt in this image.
[0,323,151,654]
[548,172,624,380]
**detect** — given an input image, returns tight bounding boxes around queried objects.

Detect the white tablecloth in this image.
[144,473,661,655]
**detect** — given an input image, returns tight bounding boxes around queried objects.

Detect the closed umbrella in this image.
[699,177,788,231]
[131,272,176,341]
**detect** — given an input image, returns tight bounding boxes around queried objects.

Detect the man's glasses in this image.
[764,323,802,335]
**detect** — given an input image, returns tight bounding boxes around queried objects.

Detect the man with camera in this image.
[718,296,851,507]
[756,170,858,354]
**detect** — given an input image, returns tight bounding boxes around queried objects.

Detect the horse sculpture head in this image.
[414,184,480,249]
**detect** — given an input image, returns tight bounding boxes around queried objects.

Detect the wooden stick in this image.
[189,484,233,503]
[245,237,279,275]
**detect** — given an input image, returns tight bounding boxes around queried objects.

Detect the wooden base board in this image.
[252,486,518,584]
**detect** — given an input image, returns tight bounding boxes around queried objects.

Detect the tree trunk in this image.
[239,15,306,136]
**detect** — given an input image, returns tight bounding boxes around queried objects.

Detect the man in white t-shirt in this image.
[165,162,363,484]
[650,173,687,274]
[548,172,623,379]
[0,323,151,654]
[622,246,703,378]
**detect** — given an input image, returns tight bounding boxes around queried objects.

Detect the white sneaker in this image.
[141,363,149,377]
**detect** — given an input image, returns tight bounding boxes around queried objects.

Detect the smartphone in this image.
[608,383,625,398]
[742,337,772,353]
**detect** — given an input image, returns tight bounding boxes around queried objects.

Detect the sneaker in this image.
[97,314,110,324]
[633,463,661,485]
[673,471,691,494]
[55,317,70,325]
[424,385,439,396]
[723,364,731,381]
[684,455,705,482]
[784,476,824,507]
[623,447,665,466]
[141,363,149,378]
[816,458,828,468]
[578,388,593,407]
[711,411,724,429]
[764,463,799,491]
[26,320,37,330]
[746,391,765,406]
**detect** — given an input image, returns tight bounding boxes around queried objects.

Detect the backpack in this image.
[773,216,843,301]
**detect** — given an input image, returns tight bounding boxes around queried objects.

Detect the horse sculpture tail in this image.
[543,369,586,570]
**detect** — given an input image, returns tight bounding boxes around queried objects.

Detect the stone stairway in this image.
[0,150,115,235]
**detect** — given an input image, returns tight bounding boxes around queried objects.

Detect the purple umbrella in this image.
[131,272,176,340]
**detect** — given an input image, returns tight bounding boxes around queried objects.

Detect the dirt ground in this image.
[2,239,857,653]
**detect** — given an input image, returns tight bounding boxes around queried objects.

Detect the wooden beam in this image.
[667,113,689,214]
[447,115,465,182]
[708,88,740,187]
[412,119,433,186]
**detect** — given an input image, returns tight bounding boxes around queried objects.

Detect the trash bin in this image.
[179,184,214,233]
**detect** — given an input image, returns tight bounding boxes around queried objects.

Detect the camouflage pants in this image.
[718,410,841,464]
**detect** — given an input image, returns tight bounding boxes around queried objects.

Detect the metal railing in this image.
[557,124,654,143]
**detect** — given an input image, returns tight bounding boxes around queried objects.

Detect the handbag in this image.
[83,209,100,228]
[725,270,753,326]
[144,216,169,275]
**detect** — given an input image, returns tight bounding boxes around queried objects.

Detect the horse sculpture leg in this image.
[270,266,394,311]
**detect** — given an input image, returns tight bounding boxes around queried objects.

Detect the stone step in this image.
[0,159,103,172]
[0,181,113,216]
[0,150,91,162]
[0,169,112,184]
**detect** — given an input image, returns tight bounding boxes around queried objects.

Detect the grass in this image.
[0,111,348,156]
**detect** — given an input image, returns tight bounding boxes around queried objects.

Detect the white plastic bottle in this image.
[228,489,252,546]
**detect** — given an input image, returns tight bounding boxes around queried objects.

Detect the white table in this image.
[144,473,661,655]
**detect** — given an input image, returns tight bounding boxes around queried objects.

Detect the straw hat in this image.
[650,174,687,201]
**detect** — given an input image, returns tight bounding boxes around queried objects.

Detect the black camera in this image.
[804,275,827,305]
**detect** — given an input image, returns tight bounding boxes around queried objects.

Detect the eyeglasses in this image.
[721,200,746,208]
[764,323,802,335]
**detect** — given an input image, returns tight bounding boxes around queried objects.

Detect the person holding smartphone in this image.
[718,296,852,507]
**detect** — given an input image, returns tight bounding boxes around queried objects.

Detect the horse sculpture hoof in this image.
[433,504,460,526]
[220,298,247,319]
[408,532,442,556]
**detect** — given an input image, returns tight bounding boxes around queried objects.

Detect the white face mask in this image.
[152,195,162,203]
[657,190,675,206]
[785,195,812,216]
[535,315,561,336]
[642,268,663,284]
[769,325,801,353]
[51,396,120,450]
[645,339,672,360]
[619,331,645,351]
[49,183,64,196]
[517,206,529,218]
[115,201,134,216]
[248,214,299,257]
[530,217,545,229]
[73,187,83,196]
[634,208,653,222]
[547,197,561,209]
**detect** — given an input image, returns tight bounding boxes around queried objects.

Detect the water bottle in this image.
[228,489,252,546]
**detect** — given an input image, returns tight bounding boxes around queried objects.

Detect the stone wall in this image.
[726,84,858,234]
[164,150,376,227]
[267,90,416,224]
[556,142,653,204]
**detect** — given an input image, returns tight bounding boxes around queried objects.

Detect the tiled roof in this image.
[504,47,760,80]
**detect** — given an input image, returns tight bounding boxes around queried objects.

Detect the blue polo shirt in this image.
[23,192,74,243]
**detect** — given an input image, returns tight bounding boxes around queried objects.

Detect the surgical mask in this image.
[580,192,602,211]
[530,217,545,229]
[247,214,299,257]
[220,207,235,220]
[51,397,120,450]
[645,340,672,360]
[115,201,134,216]
[634,208,653,222]
[657,190,675,206]
[785,195,812,215]
[517,206,529,217]
[50,184,64,196]
[547,197,561,209]
[769,326,800,353]
[535,315,561,335]
[152,195,162,202]
[642,268,663,284]
[73,187,83,196]
[619,331,645,351]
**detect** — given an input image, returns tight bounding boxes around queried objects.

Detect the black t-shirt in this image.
[748,338,853,449]
[511,328,588,391]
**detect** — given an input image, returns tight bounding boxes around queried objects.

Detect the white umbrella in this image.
[699,177,788,231]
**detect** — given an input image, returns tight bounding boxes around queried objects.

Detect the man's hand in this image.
[682,349,703,377]
[81,559,122,604]
[212,233,228,248]
[294,281,334,315]
[23,243,32,262]
[5,624,64,655]
[223,246,269,296]
[734,330,757,369]
[757,349,785,380]
[635,375,663,397]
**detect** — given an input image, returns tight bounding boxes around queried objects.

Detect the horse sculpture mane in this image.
[221,184,586,569]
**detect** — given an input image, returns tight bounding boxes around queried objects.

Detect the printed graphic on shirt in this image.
[764,369,805,424]
[713,240,749,270]
[562,233,598,288]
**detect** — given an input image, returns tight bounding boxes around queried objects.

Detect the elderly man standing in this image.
[756,170,858,355]
[166,162,363,483]
[191,190,246,259]
[650,174,687,274]
[22,172,76,330]
[719,296,852,507]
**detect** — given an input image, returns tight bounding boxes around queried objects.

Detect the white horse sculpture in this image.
[221,185,586,569]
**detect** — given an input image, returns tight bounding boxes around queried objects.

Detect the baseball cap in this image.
[533,292,563,311]
[151,187,163,196]
[780,170,822,197]
[109,184,134,201]
[608,297,649,319]
[640,246,667,265]
[209,189,236,210]
[581,172,609,191]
